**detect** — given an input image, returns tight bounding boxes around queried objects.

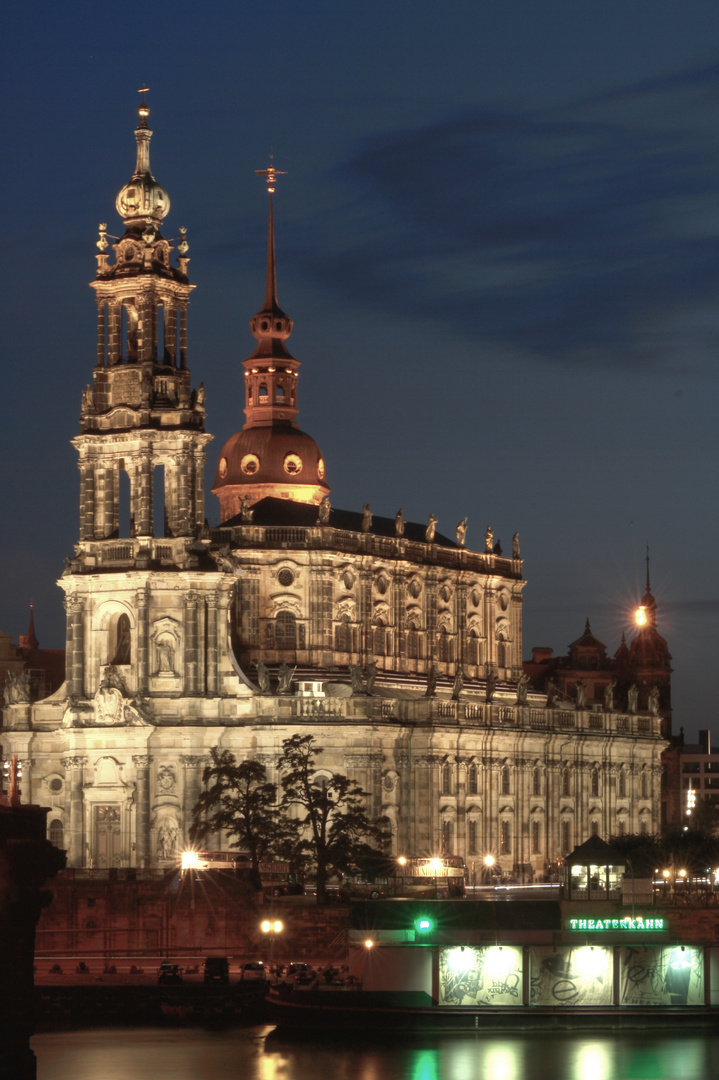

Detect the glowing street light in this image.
[260,918,283,967]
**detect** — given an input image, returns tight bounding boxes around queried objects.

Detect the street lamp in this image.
[260,918,283,969]
[483,854,496,885]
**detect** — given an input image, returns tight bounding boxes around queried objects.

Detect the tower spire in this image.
[211,160,329,518]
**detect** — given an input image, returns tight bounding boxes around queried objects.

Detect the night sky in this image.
[1,2,717,741]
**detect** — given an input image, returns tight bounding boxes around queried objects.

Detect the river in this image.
[32,1025,718,1079]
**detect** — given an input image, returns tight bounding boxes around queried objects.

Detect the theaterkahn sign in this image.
[568,916,667,932]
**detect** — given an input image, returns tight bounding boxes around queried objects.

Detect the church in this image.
[1,100,667,878]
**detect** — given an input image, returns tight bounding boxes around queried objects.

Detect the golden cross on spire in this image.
[137,84,150,125]
[255,153,287,195]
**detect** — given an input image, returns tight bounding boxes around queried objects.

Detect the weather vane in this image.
[255,152,286,195]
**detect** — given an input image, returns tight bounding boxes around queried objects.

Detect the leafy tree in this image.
[190,748,282,890]
[278,734,390,903]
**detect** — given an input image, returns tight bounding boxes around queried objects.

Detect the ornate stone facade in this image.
[0,102,666,879]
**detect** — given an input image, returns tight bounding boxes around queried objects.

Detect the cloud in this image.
[297,68,719,376]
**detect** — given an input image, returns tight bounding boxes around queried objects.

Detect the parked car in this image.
[203,956,230,984]
[157,962,183,985]
[240,961,267,982]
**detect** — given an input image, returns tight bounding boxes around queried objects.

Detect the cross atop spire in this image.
[255,153,287,195]
[137,85,150,129]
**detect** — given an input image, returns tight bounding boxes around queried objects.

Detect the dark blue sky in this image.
[1,2,717,740]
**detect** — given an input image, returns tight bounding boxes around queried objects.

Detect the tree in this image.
[190,748,281,890]
[278,734,390,903]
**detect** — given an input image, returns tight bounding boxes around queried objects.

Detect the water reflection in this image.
[32,1027,719,1080]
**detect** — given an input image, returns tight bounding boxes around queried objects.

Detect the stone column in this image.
[64,597,85,698]
[107,301,121,365]
[206,592,218,695]
[184,591,199,694]
[61,755,87,867]
[179,303,188,369]
[136,588,150,693]
[133,755,152,867]
[182,756,204,843]
[165,303,177,366]
[96,301,106,367]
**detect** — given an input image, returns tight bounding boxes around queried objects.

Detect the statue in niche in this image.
[240,495,254,524]
[627,683,639,714]
[362,504,372,533]
[604,680,616,711]
[648,685,660,716]
[255,661,270,694]
[484,526,494,554]
[395,509,405,537]
[366,660,377,696]
[575,680,587,709]
[425,664,438,698]
[485,670,498,703]
[452,670,463,701]
[350,664,365,695]
[425,514,438,543]
[3,669,31,706]
[156,637,175,674]
[157,820,178,860]
[317,496,331,525]
[277,662,295,695]
[516,673,529,705]
[456,518,468,548]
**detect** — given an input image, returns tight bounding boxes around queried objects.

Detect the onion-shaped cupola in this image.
[212,163,329,521]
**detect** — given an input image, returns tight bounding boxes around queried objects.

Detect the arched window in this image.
[466,630,479,667]
[618,770,627,798]
[373,621,386,656]
[49,819,64,849]
[468,764,478,795]
[437,627,450,663]
[335,615,351,652]
[276,385,285,400]
[468,819,478,856]
[497,638,507,668]
[533,768,542,796]
[258,384,268,399]
[441,763,452,795]
[641,772,648,799]
[111,613,131,665]
[591,820,599,836]
[407,623,421,660]
[561,820,571,854]
[531,820,541,855]
[562,769,571,797]
[501,766,511,795]
[275,610,297,650]
[591,769,599,798]
[441,819,453,854]
[500,820,511,854]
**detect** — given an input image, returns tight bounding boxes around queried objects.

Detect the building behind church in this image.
[1,101,669,879]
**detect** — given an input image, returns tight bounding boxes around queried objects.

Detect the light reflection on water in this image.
[32,1026,719,1080]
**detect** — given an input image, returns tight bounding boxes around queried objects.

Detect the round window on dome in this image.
[218,457,228,478]
[284,453,303,476]
[241,453,260,475]
[318,458,325,480]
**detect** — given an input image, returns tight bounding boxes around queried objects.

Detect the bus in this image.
[180,850,302,895]
[343,855,466,900]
